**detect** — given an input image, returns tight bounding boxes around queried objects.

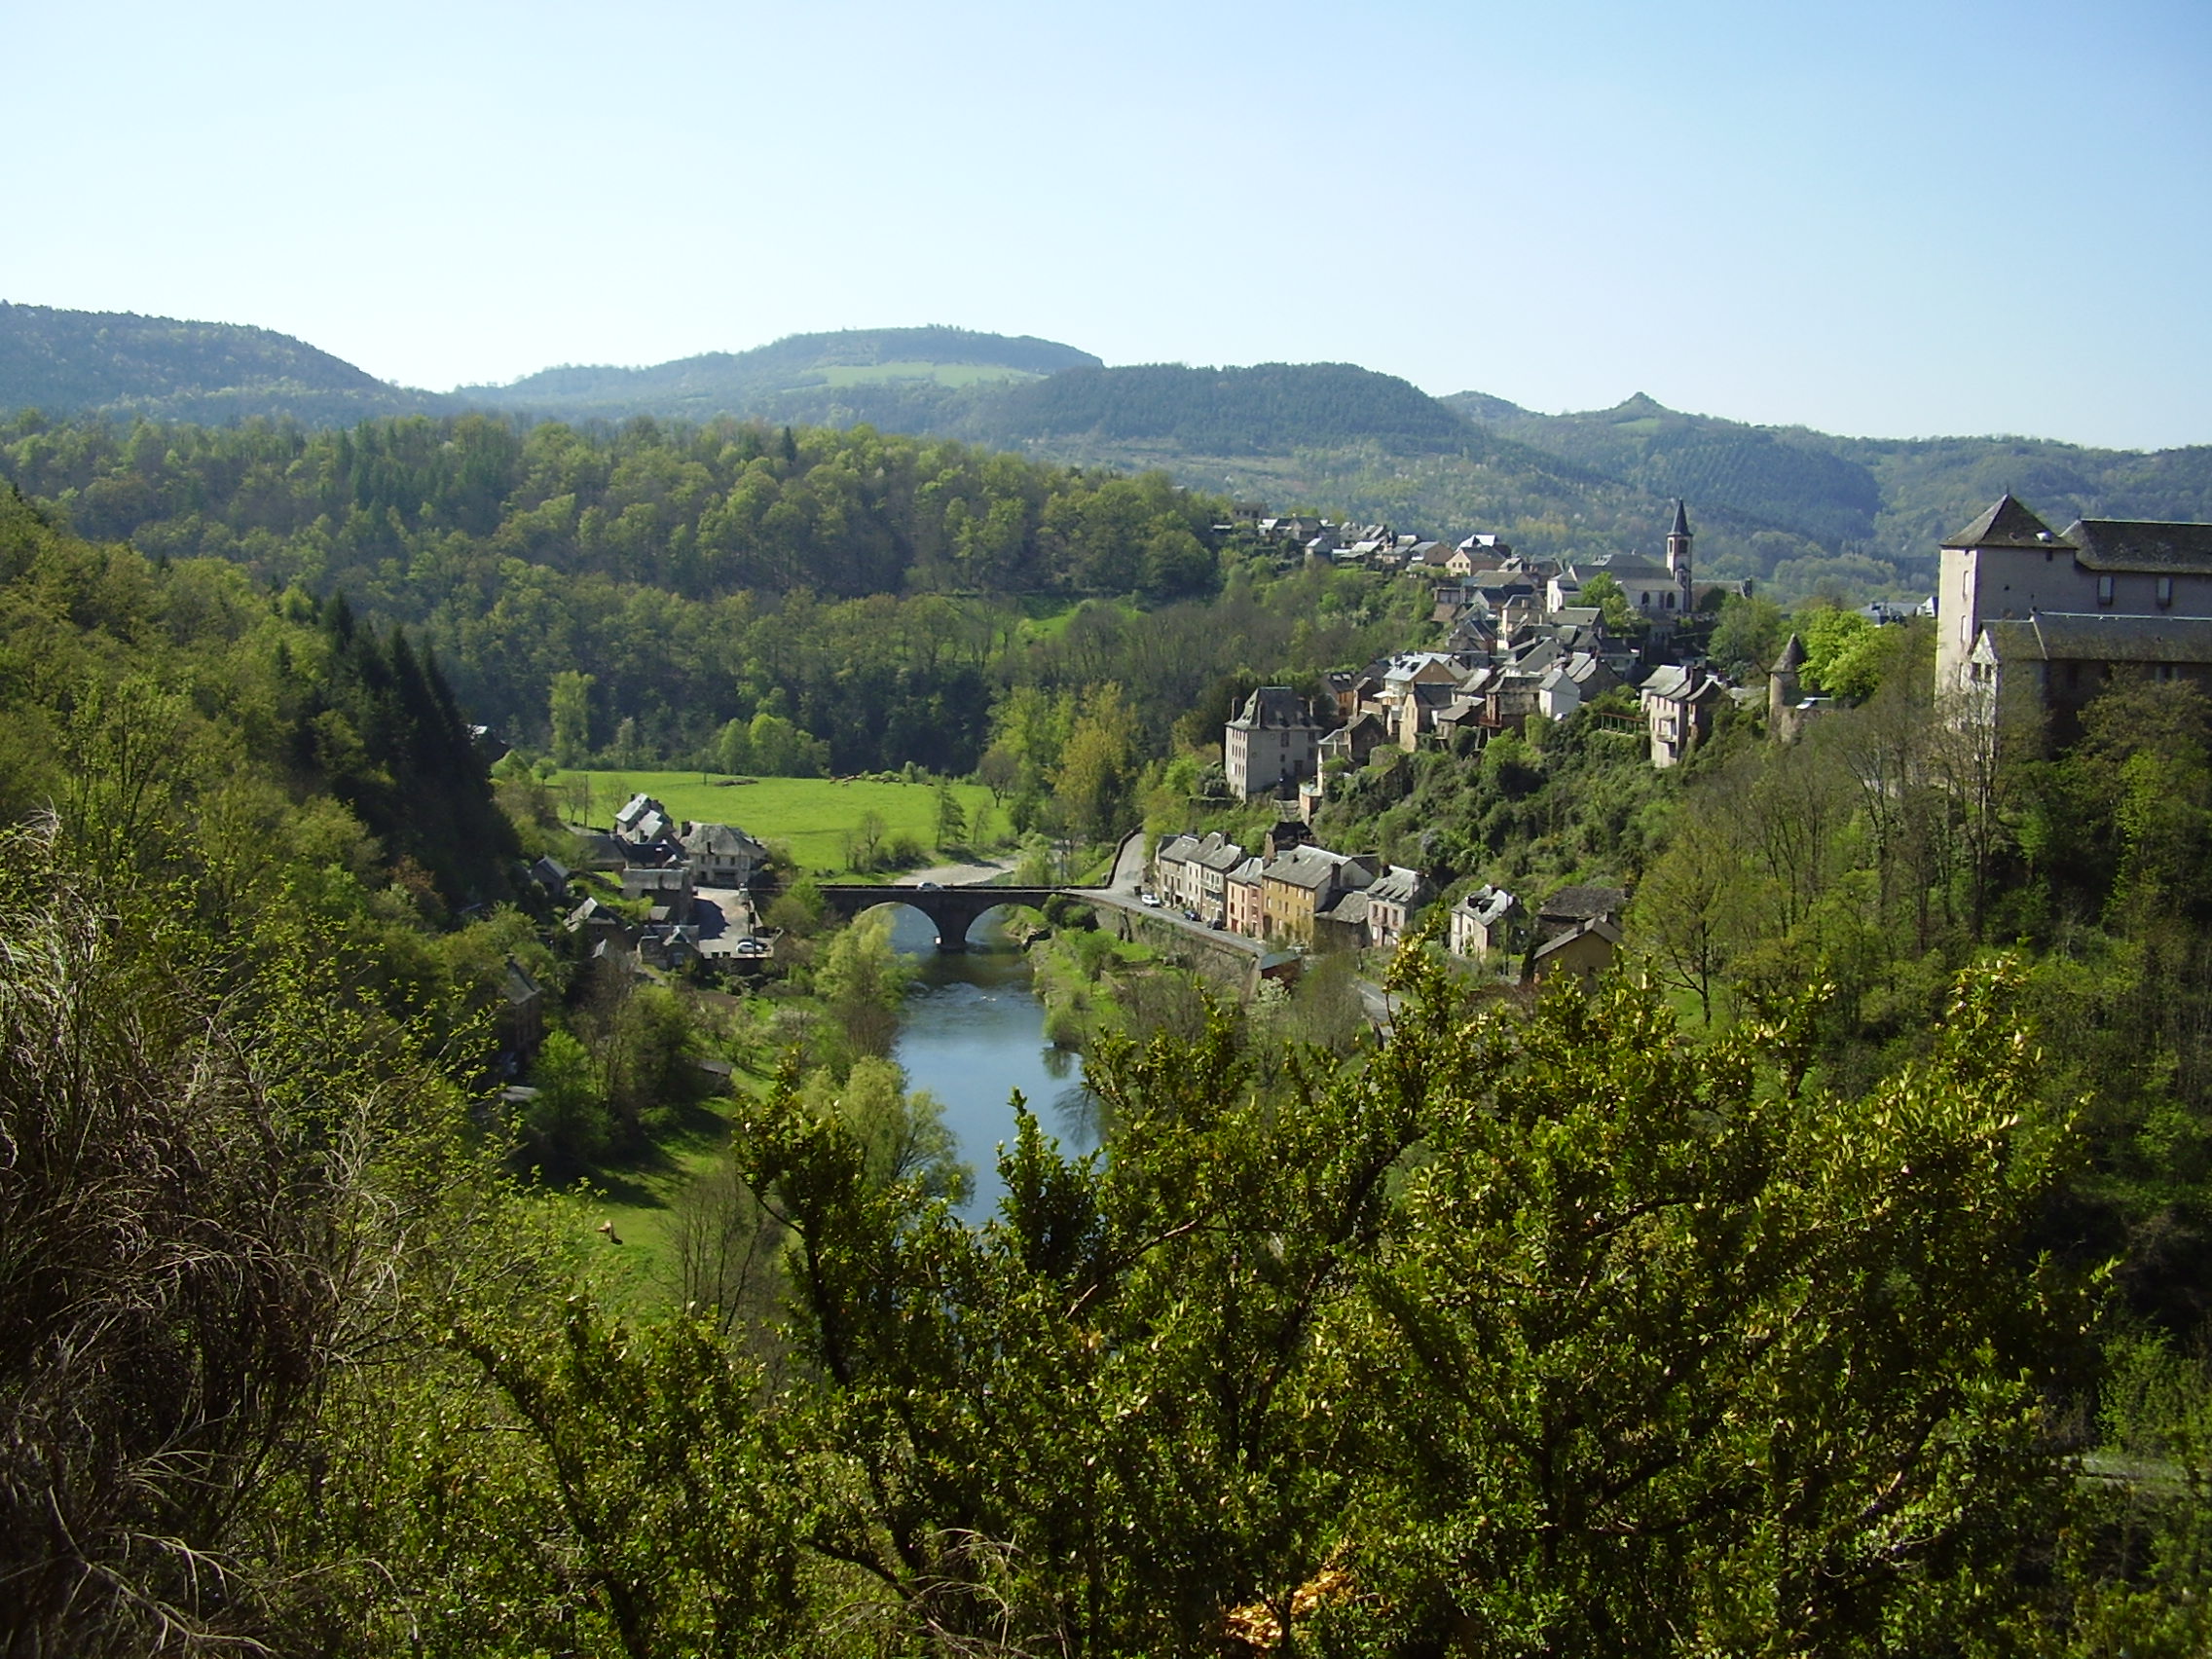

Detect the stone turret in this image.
[1769,633,1807,741]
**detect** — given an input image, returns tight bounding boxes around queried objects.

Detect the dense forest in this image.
[0,411,1280,772]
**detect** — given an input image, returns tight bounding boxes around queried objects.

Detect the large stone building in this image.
[1937,497,2212,741]
[1224,686,1325,798]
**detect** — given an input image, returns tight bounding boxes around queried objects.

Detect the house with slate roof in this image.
[1529,915,1624,991]
[1360,865,1434,952]
[1641,663,1730,767]
[1225,686,1327,798]
[1937,497,2212,743]
[1448,885,1520,963]
[681,820,768,887]
[1260,843,1378,946]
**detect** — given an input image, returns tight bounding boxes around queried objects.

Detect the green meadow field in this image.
[552,769,1001,878]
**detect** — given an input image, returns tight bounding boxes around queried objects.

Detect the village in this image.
[523,493,2212,1007]
[1153,492,2212,987]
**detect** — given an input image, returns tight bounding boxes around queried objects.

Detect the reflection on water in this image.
[884,904,1099,1220]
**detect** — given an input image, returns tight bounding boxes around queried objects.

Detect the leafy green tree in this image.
[814,910,911,1059]
[1332,959,2085,1655]
[523,1027,610,1163]
[549,669,595,766]
[933,779,967,851]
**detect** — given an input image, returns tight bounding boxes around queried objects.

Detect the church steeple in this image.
[1666,499,1693,606]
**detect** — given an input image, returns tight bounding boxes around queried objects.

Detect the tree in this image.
[1333,957,2085,1655]
[1629,806,1751,1022]
[934,780,968,852]
[814,910,911,1060]
[1051,682,1142,845]
[549,670,595,766]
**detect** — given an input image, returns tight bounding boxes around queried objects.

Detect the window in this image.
[2098,574,2116,607]
[2158,575,2174,608]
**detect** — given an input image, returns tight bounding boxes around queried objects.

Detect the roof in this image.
[1320,889,1371,925]
[1772,633,1807,673]
[1196,838,1247,873]
[1157,833,1200,865]
[2066,518,2212,573]
[1539,883,1626,923]
[1670,499,1691,538]
[1980,612,2212,666]
[1452,884,1516,926]
[1945,494,2065,550]
[1640,664,1728,703]
[682,821,766,860]
[1263,844,1372,892]
[1365,866,1430,906]
[1230,686,1315,729]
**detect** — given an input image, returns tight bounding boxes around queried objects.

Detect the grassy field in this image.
[553,769,1002,878]
[815,361,1042,389]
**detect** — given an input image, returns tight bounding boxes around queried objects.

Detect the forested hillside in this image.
[0,302,444,424]
[1454,387,2212,595]
[0,411,1421,778]
[460,325,1102,424]
[7,305,2211,608]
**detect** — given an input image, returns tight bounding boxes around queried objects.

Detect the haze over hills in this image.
[6,302,2212,604]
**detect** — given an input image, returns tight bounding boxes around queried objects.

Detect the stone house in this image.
[1640,664,1730,767]
[1225,686,1326,798]
[1224,856,1267,937]
[1153,832,1199,904]
[1260,844,1378,946]
[1971,613,2212,747]
[1360,865,1434,952]
[1192,833,1247,924]
[681,820,767,887]
[614,793,675,846]
[1937,497,2212,696]
[1936,496,2212,743]
[498,959,544,1065]
[621,864,695,912]
[1448,884,1519,962]
[1528,915,1623,991]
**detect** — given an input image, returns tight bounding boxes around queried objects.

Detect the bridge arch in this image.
[813,883,1095,951]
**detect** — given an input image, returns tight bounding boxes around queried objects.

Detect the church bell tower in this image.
[1665,499,1693,612]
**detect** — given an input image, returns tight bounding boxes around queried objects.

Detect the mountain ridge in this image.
[7,303,2212,604]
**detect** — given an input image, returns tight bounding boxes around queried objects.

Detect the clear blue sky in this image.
[9,0,2208,448]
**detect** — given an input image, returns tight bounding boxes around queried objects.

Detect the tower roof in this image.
[1771,633,1806,674]
[1669,498,1691,538]
[1945,494,2064,550]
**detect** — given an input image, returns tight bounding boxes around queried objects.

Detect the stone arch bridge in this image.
[812,882,1094,950]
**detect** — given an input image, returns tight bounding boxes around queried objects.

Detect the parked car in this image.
[1140,892,1161,906]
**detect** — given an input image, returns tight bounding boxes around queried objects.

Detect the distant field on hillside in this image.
[553,769,1001,877]
[815,360,1041,388]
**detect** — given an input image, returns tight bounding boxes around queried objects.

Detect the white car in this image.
[1140,892,1161,906]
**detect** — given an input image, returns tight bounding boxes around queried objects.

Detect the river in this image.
[884,905,1101,1219]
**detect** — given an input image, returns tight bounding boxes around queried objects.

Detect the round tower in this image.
[1769,633,1807,739]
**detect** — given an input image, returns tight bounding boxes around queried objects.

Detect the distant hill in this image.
[1451,388,2212,594]
[459,326,1101,424]
[962,362,1474,455]
[9,301,2212,607]
[0,302,441,424]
